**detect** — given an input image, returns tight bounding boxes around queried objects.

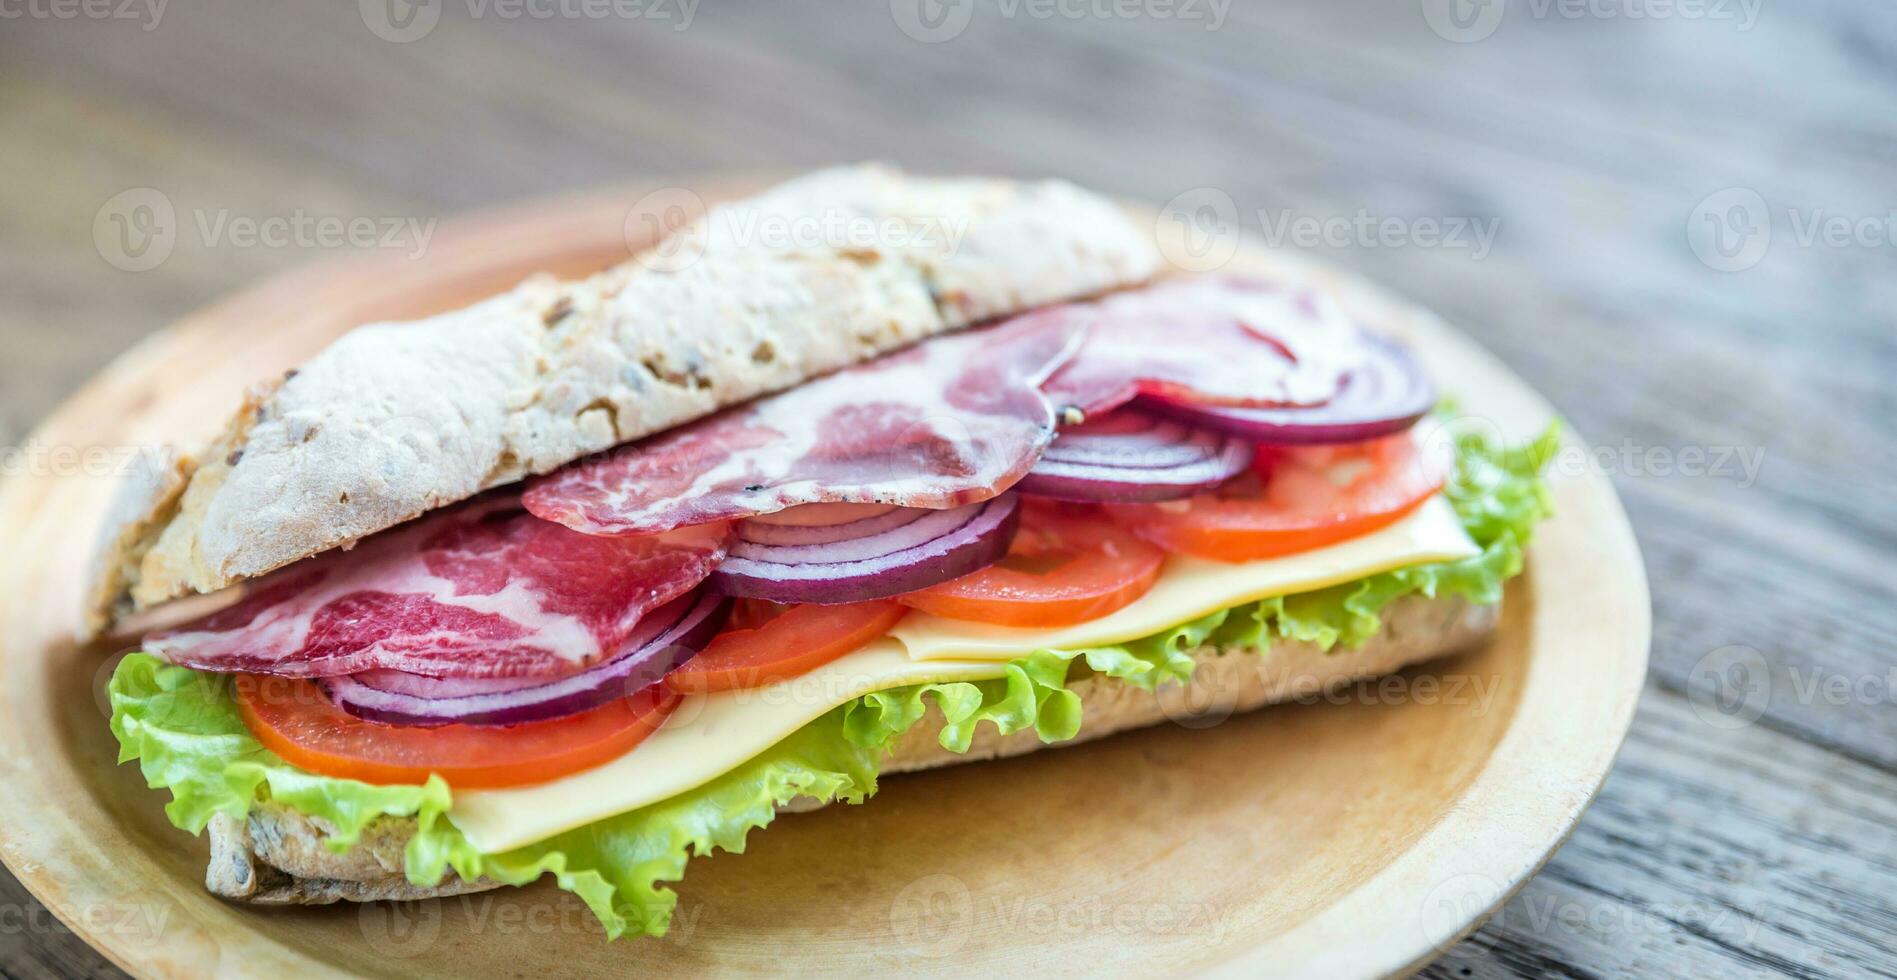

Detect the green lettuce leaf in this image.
[107,653,880,939]
[1215,422,1559,652]
[406,708,884,938]
[108,653,451,848]
[107,423,1555,939]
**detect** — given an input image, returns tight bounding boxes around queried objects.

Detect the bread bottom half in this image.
[204,591,1499,905]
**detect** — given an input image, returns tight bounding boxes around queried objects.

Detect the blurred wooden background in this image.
[2,1,1892,976]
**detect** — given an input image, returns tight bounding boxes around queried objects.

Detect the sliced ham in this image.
[144,496,724,678]
[522,311,1084,536]
[1037,277,1366,417]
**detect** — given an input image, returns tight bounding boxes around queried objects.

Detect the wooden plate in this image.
[0,183,1649,979]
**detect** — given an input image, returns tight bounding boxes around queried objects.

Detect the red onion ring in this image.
[324,590,728,727]
[1143,332,1435,444]
[1013,409,1254,502]
[710,495,1021,604]
[738,504,918,547]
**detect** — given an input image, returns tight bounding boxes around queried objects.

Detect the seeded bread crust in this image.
[203,591,1497,905]
[84,166,1160,638]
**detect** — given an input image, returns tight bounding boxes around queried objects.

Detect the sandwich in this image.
[96,165,1555,938]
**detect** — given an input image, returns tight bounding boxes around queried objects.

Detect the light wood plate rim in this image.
[0,181,1649,979]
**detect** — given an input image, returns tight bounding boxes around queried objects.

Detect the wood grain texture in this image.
[0,0,1889,976]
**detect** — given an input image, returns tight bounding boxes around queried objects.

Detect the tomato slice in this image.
[234,674,677,790]
[897,501,1165,628]
[665,600,907,695]
[1106,433,1446,563]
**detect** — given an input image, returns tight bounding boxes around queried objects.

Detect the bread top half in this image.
[82,166,1162,638]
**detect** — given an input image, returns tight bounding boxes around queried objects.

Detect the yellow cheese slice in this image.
[891,496,1477,662]
[448,640,1005,853]
[447,495,1476,853]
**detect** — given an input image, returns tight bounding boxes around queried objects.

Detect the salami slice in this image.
[1037,277,1365,417]
[523,312,1084,536]
[144,496,724,678]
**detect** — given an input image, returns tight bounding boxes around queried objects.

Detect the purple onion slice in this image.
[739,504,918,546]
[1143,332,1436,445]
[325,590,728,727]
[709,494,1021,604]
[1013,409,1254,503]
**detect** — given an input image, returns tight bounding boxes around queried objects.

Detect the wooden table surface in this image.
[1,2,1890,977]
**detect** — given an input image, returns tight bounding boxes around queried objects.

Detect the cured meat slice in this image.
[1037,277,1366,417]
[523,313,1083,536]
[144,496,724,678]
